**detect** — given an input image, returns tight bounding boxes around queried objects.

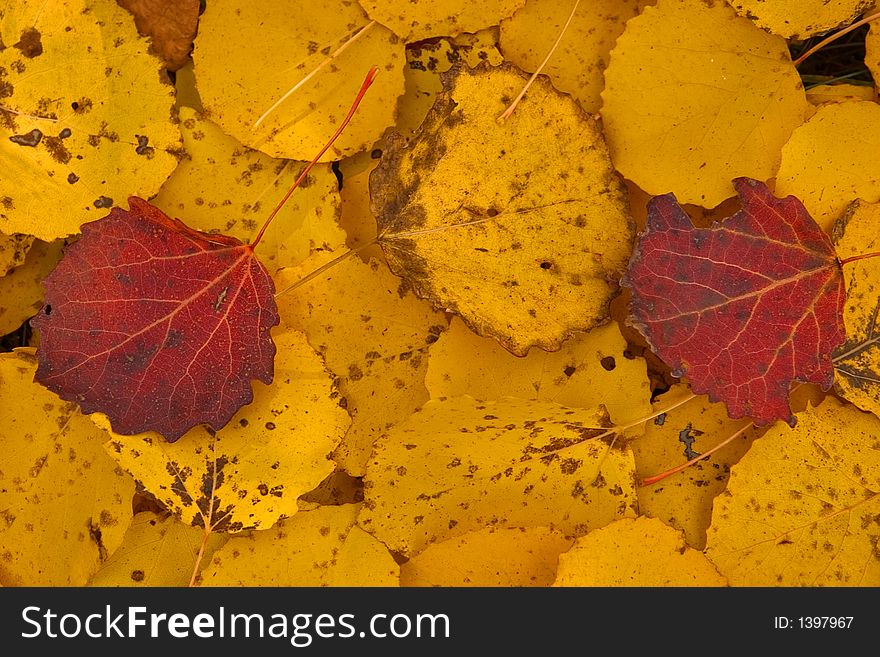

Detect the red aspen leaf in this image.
[621,178,846,427]
[31,197,279,441]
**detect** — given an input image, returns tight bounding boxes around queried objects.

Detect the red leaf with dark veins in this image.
[621,178,846,426]
[31,197,279,441]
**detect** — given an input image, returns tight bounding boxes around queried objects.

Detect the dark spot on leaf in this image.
[563,365,576,377]
[600,356,616,371]
[9,129,42,147]
[59,128,72,139]
[131,570,145,582]
[94,196,113,208]
[239,418,248,428]
[265,422,276,430]
[44,135,71,163]
[135,134,154,157]
[43,304,52,316]
[14,28,43,58]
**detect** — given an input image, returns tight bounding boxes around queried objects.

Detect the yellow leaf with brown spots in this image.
[90,511,227,586]
[400,526,573,586]
[153,107,345,271]
[705,397,880,586]
[554,517,727,586]
[500,0,654,114]
[833,200,880,418]
[101,330,349,533]
[0,0,181,240]
[194,0,405,161]
[730,0,872,39]
[630,385,763,550]
[358,396,638,557]
[372,63,632,355]
[276,254,447,477]
[359,0,524,41]
[0,349,135,585]
[0,232,33,275]
[0,239,63,336]
[200,504,398,586]
[426,318,652,426]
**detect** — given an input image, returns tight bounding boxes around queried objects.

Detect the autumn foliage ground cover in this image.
[1,0,880,587]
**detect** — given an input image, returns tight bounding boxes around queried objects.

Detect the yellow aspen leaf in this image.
[832,199,880,419]
[90,512,227,587]
[630,385,763,549]
[426,318,652,426]
[601,0,808,207]
[193,0,405,161]
[867,24,880,88]
[806,83,875,106]
[153,107,345,271]
[0,349,135,585]
[276,255,447,476]
[300,470,364,506]
[201,504,399,586]
[705,397,880,586]
[400,526,573,587]
[336,150,385,260]
[358,396,638,557]
[0,239,62,336]
[174,60,203,111]
[372,63,632,355]
[102,330,349,532]
[359,0,525,41]
[554,517,727,586]
[397,39,458,138]
[0,233,33,275]
[0,0,181,240]
[500,0,653,114]
[730,0,872,39]
[450,29,504,68]
[776,101,880,232]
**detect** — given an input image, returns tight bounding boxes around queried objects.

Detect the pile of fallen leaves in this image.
[1,0,879,587]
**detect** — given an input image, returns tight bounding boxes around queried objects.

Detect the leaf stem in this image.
[253,21,376,129]
[839,251,880,266]
[189,526,211,587]
[587,391,697,443]
[273,239,378,299]
[793,10,880,67]
[497,0,580,123]
[0,104,58,122]
[639,421,753,486]
[249,66,379,250]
